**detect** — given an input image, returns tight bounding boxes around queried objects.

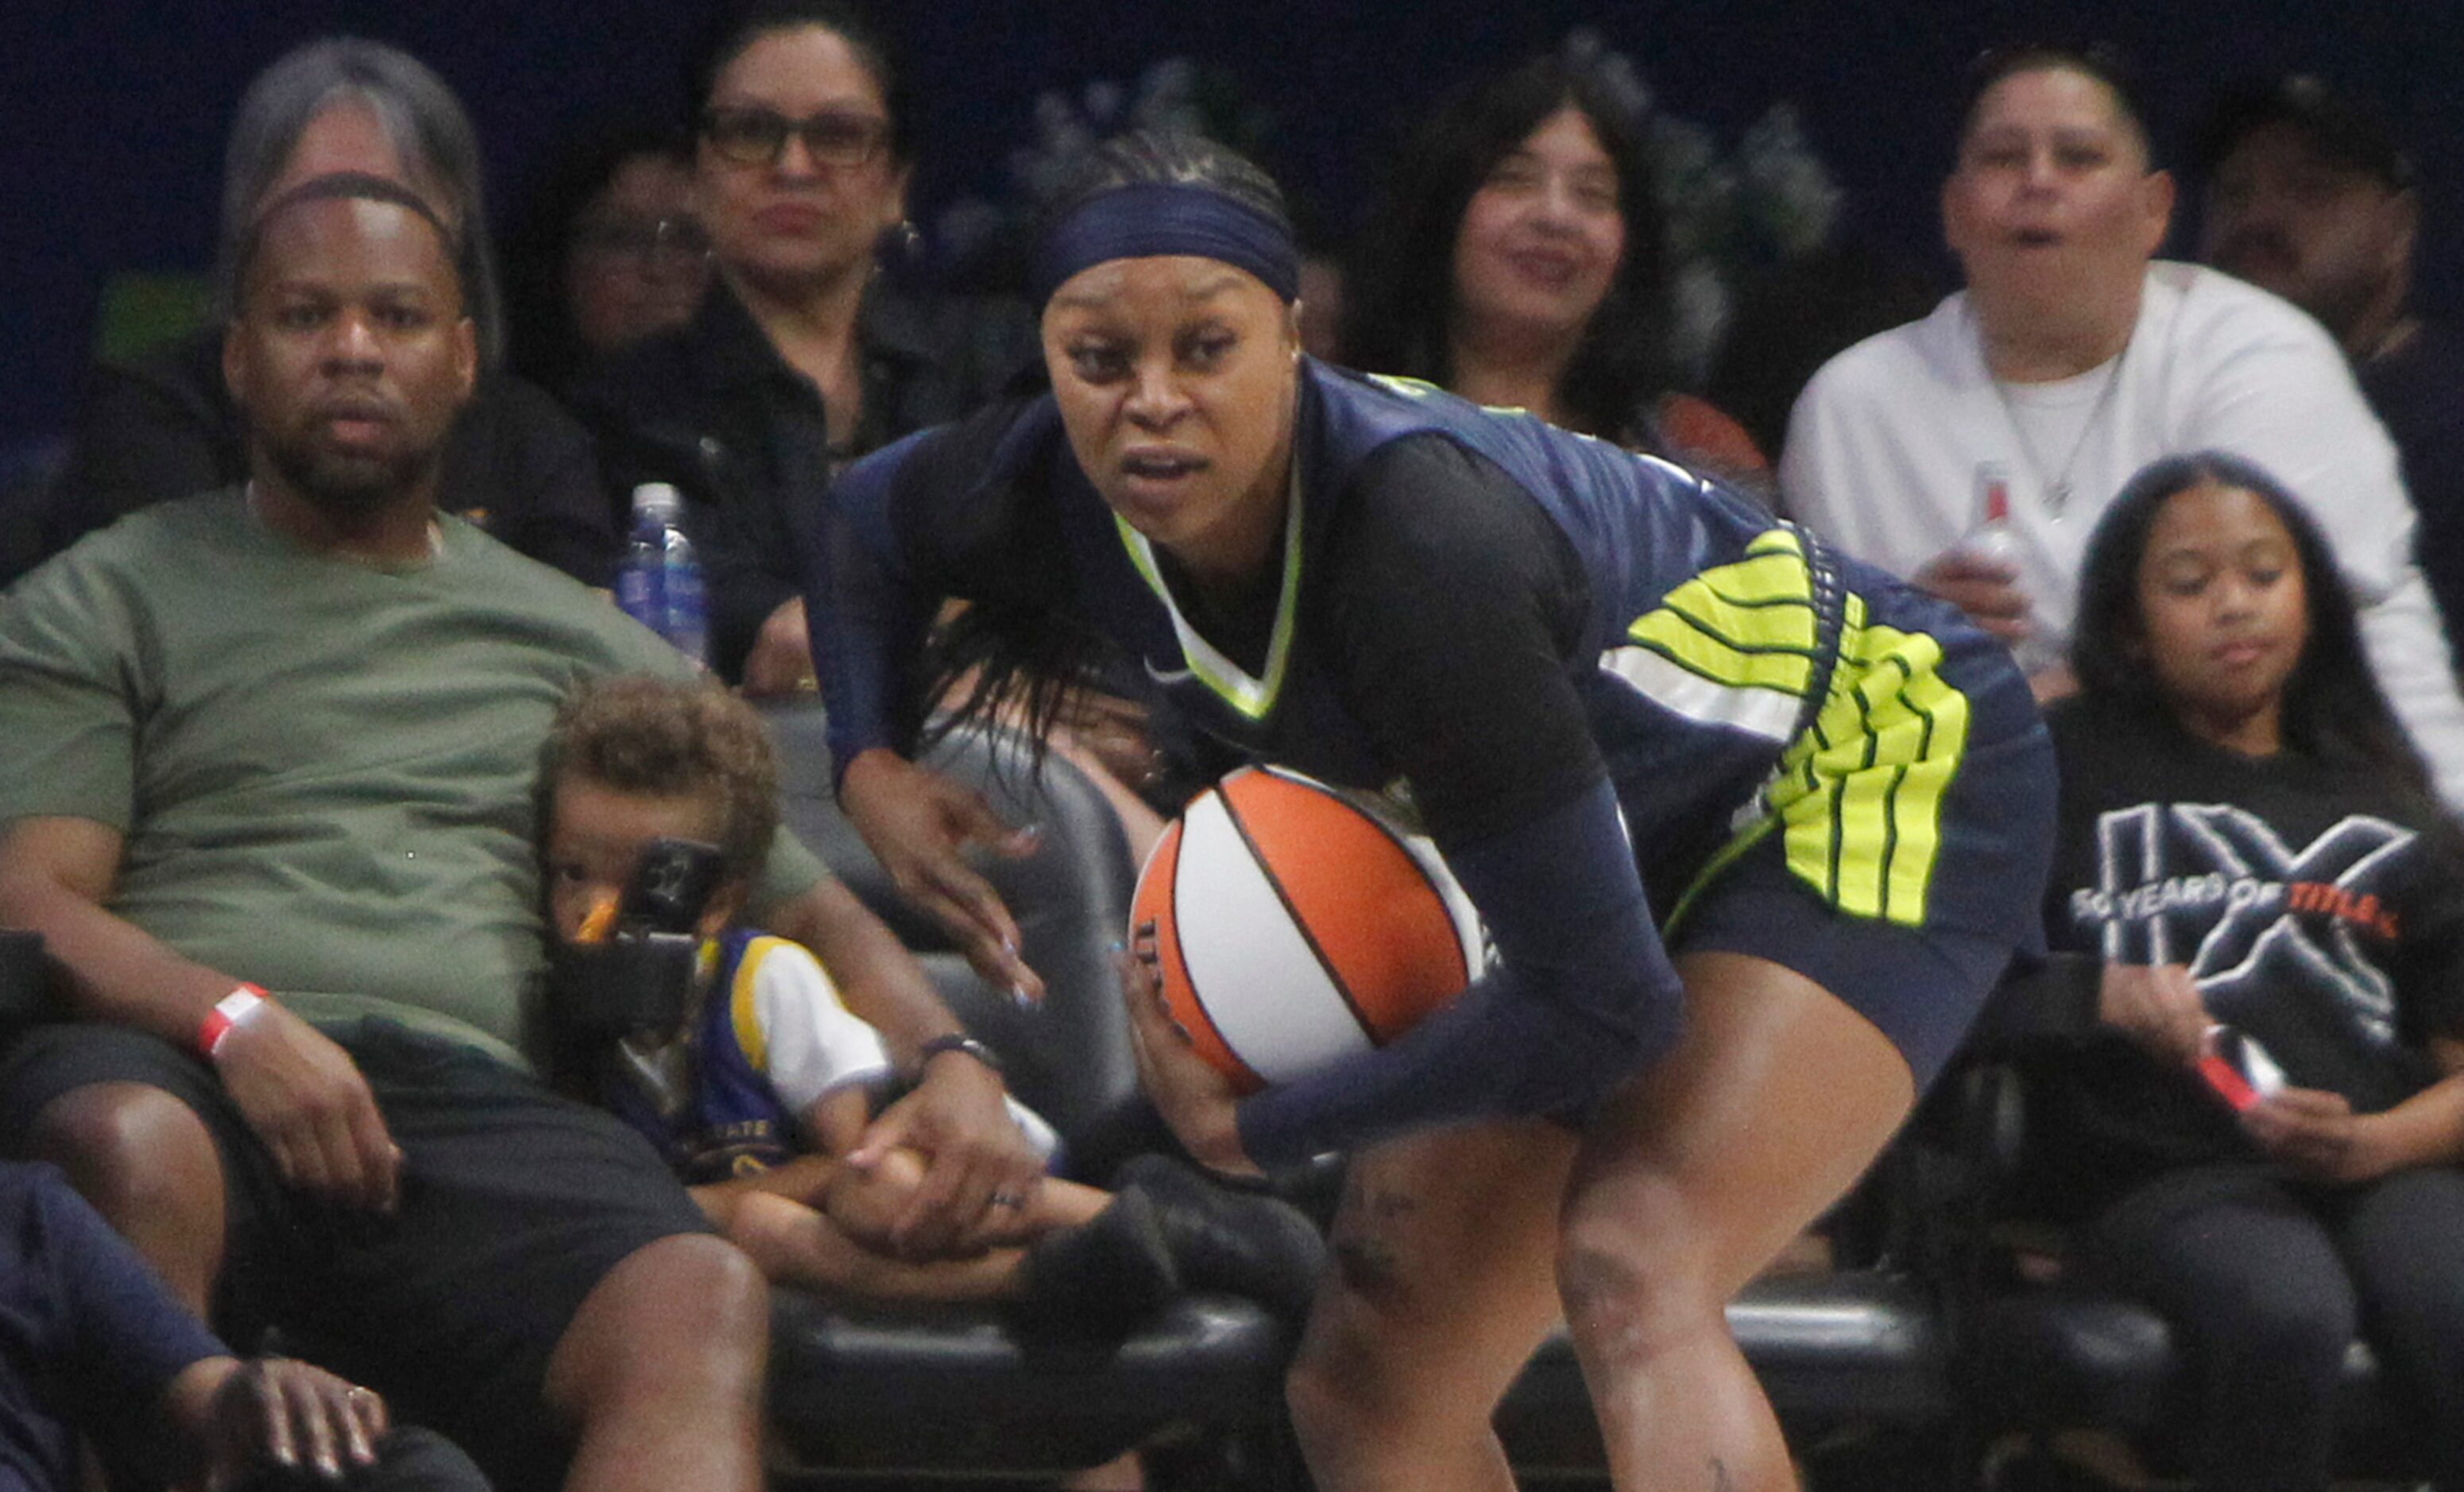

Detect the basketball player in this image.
[800,131,2057,1490]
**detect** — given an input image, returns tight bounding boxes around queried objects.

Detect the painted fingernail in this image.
[1010,982,1035,1008]
[1106,939,1126,955]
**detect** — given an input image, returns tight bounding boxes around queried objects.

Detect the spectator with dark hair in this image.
[0,170,1042,1490]
[1781,44,2464,806]
[2037,450,2464,1492]
[571,0,1034,693]
[0,1160,487,1491]
[1339,44,1766,483]
[2198,74,2464,662]
[33,37,620,589]
[502,120,711,395]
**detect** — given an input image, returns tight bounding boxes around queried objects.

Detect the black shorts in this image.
[0,1017,711,1485]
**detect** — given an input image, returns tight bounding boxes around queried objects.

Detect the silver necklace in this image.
[1985,340,2128,518]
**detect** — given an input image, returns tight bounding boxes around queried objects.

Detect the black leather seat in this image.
[757,702,1302,1482]
[1497,1270,1955,1478]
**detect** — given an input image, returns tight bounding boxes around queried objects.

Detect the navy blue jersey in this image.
[810,361,2048,1160]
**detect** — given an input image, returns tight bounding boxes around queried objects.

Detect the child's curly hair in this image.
[543,674,781,881]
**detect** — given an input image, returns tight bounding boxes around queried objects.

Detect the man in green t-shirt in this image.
[0,173,1042,1490]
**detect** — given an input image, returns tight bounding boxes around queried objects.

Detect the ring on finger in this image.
[989,1190,1025,1208]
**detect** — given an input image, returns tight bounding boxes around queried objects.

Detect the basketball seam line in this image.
[1221,774,1384,1047]
[1276,769,1474,988]
[1166,830,1268,1092]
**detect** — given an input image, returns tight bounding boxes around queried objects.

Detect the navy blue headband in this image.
[1031,181,1301,308]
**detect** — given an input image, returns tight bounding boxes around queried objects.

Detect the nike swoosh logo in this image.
[1143,659,1194,685]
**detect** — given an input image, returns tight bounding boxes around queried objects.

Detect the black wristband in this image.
[919,1033,1004,1076]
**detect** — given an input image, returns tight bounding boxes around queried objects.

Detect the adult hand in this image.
[2243,1087,2394,1185]
[1914,548,2036,645]
[2095,963,2209,1069]
[1120,926,1259,1179]
[740,597,817,698]
[844,1048,1044,1258]
[839,748,1044,1002]
[213,1003,401,1212]
[190,1356,386,1487]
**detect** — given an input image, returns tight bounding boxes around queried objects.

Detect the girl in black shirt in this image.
[2040,450,2464,1490]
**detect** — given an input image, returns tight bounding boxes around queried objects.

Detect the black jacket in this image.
[567,277,1035,681]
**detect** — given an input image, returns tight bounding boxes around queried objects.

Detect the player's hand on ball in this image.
[1120,926,1259,1179]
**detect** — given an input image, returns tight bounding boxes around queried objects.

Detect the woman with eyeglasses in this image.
[501,120,712,396]
[573,0,1035,694]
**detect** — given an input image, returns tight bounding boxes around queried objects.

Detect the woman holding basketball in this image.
[805,132,2056,1490]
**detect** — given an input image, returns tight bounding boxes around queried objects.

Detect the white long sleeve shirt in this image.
[1782,261,2464,809]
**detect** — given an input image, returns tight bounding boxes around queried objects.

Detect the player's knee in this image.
[1285,1265,1414,1439]
[28,1081,222,1231]
[1554,1210,1717,1368]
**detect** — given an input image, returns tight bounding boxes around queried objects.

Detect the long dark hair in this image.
[1338,48,1669,442]
[2072,451,2431,798]
[921,132,1288,773]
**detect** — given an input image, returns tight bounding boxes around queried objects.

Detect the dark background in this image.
[6,0,2462,449]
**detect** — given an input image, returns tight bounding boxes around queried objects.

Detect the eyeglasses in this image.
[572,215,713,267]
[700,107,891,168]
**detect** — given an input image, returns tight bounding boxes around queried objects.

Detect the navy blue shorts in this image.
[1662,574,2059,1091]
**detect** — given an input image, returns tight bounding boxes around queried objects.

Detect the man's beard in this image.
[262,426,435,516]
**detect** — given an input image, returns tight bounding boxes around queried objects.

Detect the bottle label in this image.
[1975,462,2013,528]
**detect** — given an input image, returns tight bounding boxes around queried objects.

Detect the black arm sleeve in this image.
[805,399,1050,784]
[1236,437,1687,1162]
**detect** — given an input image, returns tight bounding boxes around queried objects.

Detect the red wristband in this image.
[198,984,271,1059]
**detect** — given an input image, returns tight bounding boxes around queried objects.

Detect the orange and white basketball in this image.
[1131,765,1488,1093]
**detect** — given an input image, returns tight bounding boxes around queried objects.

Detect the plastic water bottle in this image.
[620,483,707,669]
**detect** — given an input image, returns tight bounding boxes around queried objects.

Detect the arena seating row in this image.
[0,717,2422,1486]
